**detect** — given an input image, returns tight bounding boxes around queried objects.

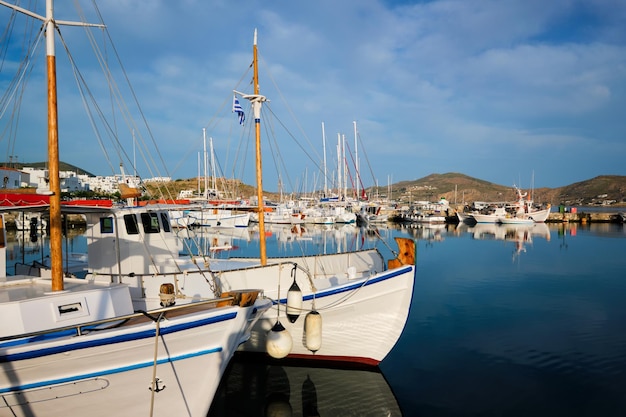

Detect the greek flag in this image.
[232,95,245,125]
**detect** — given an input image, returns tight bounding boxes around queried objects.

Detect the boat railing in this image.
[0,294,239,343]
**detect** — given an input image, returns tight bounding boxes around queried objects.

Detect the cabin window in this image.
[141,212,160,234]
[100,217,114,234]
[160,212,171,233]
[123,214,139,235]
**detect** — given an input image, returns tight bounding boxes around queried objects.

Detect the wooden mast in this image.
[45,0,63,291]
[252,29,267,265]
[0,0,104,290]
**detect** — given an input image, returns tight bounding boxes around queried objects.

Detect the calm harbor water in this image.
[8,220,626,416]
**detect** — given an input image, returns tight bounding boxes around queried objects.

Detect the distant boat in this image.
[468,185,551,224]
[470,206,508,223]
[498,216,535,225]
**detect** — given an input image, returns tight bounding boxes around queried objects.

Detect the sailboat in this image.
[28,29,416,366]
[0,2,270,416]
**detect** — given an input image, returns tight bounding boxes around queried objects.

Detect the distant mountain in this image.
[374,173,626,206]
[555,175,626,206]
[4,161,95,177]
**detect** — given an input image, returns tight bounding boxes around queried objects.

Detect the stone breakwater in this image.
[546,212,625,223]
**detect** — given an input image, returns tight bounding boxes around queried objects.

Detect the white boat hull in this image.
[0,281,270,417]
[498,217,534,225]
[189,211,250,228]
[470,213,505,223]
[213,252,415,365]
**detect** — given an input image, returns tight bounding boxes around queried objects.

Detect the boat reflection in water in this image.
[457,222,551,259]
[208,356,402,416]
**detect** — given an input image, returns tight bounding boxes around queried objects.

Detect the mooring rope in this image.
[149,311,165,417]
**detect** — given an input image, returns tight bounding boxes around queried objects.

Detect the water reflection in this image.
[208,356,402,417]
[456,222,551,260]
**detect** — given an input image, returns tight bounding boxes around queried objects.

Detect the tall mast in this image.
[243,29,267,265]
[210,137,216,190]
[342,134,347,199]
[336,133,341,199]
[1,0,105,291]
[197,152,201,195]
[45,0,63,291]
[354,121,359,201]
[203,128,208,198]
[322,122,327,197]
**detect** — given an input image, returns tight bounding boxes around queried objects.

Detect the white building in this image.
[83,174,142,194]
[21,167,90,193]
[0,167,30,189]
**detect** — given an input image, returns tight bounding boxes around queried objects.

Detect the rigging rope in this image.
[149,311,165,417]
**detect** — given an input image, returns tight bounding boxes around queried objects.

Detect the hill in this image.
[3,161,95,177]
[377,173,626,207]
[145,173,626,207]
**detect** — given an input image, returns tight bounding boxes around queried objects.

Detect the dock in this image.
[546,211,625,223]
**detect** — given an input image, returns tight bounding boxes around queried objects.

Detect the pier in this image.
[546,211,625,223]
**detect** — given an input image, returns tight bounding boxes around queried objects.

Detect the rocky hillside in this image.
[143,173,626,207]
[370,173,626,207]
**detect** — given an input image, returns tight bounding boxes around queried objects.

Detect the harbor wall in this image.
[547,212,623,223]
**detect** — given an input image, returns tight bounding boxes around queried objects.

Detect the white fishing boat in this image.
[187,208,251,228]
[168,209,197,229]
[23,30,416,367]
[498,216,535,225]
[470,206,508,223]
[469,185,551,224]
[252,203,306,225]
[455,210,477,224]
[0,3,271,416]
[332,206,357,224]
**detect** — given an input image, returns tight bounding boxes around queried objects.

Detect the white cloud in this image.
[1,0,624,189]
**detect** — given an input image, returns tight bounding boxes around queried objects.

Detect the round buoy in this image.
[265,395,292,417]
[304,310,322,353]
[286,279,302,323]
[266,321,293,359]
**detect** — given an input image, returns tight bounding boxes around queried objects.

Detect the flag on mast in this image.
[232,95,245,125]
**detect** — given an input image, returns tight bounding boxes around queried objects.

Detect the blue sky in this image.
[1,0,625,192]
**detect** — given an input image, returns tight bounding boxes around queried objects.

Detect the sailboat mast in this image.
[336,133,341,199]
[353,121,359,201]
[322,122,327,197]
[45,0,63,291]
[210,137,216,190]
[252,29,267,265]
[203,128,208,198]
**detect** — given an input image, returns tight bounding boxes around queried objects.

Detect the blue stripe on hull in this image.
[1,346,222,393]
[0,311,237,362]
[274,265,414,304]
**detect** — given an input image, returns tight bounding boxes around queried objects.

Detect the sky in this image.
[1,0,625,192]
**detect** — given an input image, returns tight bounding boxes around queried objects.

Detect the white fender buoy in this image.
[266,321,293,359]
[265,396,293,417]
[265,402,292,417]
[286,278,302,323]
[304,310,322,353]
